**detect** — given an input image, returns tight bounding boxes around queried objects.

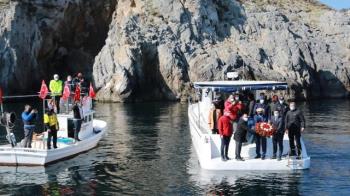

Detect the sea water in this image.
[0,100,349,195]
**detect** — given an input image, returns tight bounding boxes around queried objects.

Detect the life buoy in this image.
[255,122,276,137]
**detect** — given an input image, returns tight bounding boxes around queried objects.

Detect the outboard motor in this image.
[0,112,16,147]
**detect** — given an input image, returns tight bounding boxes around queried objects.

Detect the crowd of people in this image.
[208,92,306,162]
[20,73,86,149]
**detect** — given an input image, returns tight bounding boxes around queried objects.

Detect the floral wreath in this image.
[255,122,276,137]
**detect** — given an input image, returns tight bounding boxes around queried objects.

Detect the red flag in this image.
[89,83,96,99]
[62,84,71,101]
[0,87,3,104]
[74,85,81,101]
[39,80,49,100]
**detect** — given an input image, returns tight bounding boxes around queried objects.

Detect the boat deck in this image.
[205,156,308,170]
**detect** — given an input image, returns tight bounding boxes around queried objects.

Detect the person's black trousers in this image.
[47,128,57,149]
[273,132,284,156]
[73,119,82,140]
[221,136,231,159]
[235,141,243,159]
[288,126,302,156]
[255,134,267,156]
[53,95,61,113]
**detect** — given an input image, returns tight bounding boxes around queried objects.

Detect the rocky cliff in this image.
[0,0,116,94]
[93,0,350,102]
[0,0,349,101]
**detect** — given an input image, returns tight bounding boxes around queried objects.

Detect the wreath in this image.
[255,122,276,137]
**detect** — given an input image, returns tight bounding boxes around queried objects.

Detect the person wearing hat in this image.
[49,74,63,113]
[254,107,268,159]
[44,108,59,149]
[218,111,234,161]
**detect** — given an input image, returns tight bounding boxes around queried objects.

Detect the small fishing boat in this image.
[188,80,311,170]
[0,96,107,166]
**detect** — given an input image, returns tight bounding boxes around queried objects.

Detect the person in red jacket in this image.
[224,94,245,122]
[218,111,233,161]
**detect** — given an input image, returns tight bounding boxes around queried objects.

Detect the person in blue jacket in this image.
[254,107,268,160]
[21,105,38,148]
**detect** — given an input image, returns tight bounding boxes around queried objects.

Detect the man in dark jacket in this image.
[271,110,284,161]
[218,111,233,161]
[234,114,249,161]
[72,100,83,142]
[285,101,305,159]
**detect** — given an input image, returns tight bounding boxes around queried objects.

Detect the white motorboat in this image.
[188,80,311,170]
[0,97,107,166]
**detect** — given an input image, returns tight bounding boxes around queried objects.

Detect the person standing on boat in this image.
[270,110,284,161]
[218,111,233,161]
[234,114,249,161]
[285,101,305,159]
[65,75,74,92]
[208,103,222,134]
[276,95,289,119]
[269,95,279,119]
[72,100,83,142]
[253,95,270,118]
[21,105,38,148]
[44,108,59,149]
[224,94,244,131]
[247,93,256,118]
[254,107,268,160]
[49,74,63,114]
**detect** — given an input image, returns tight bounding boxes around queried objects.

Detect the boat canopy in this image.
[193,81,288,92]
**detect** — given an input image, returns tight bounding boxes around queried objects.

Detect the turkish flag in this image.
[0,87,3,104]
[39,80,49,100]
[62,84,71,101]
[74,85,81,101]
[89,83,96,99]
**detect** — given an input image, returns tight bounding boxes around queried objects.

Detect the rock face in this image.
[0,0,349,101]
[93,0,350,102]
[0,0,116,94]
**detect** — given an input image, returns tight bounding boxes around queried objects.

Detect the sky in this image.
[319,0,350,10]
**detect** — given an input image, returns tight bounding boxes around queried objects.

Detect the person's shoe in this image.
[296,156,301,160]
[271,154,277,159]
[48,147,51,150]
[76,138,82,142]
[261,155,265,160]
[236,157,245,161]
[277,156,282,161]
[54,146,58,149]
[254,155,261,159]
[225,157,231,160]
[221,157,227,162]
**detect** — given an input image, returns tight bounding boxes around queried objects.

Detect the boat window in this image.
[84,116,88,123]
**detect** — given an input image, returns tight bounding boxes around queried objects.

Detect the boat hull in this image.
[0,119,107,166]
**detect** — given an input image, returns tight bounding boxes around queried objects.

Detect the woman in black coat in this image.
[234,114,249,161]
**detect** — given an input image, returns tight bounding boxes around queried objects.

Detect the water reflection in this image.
[0,100,350,195]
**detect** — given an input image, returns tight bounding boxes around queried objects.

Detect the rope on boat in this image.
[3,94,40,99]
